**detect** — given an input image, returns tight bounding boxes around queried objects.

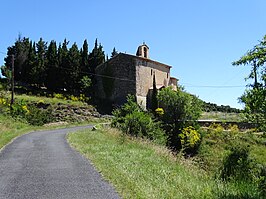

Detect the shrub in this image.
[157,87,202,150]
[220,143,254,182]
[228,124,239,133]
[209,123,224,134]
[25,105,54,126]
[179,126,201,155]
[155,107,164,116]
[112,95,142,127]
[53,93,65,99]
[9,100,29,118]
[258,165,266,197]
[112,95,166,145]
[121,111,166,144]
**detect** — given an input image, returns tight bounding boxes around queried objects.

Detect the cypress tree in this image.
[151,74,158,112]
[59,39,69,90]
[111,47,118,58]
[31,38,47,87]
[67,42,81,93]
[27,41,37,84]
[3,35,31,82]
[88,39,106,98]
[81,39,89,72]
[46,40,58,91]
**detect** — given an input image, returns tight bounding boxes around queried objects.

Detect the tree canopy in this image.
[157,87,202,149]
[233,35,266,130]
[1,36,112,97]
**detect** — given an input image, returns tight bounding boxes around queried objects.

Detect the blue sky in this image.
[1,0,266,109]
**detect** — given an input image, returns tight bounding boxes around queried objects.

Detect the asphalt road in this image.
[0,126,121,199]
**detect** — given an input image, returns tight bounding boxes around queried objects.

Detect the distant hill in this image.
[201,100,241,113]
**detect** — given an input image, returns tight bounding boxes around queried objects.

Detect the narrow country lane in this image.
[0,126,120,199]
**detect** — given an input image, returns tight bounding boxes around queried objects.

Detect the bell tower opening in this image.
[136,43,149,59]
[143,47,147,58]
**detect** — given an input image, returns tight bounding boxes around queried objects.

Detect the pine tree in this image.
[15,36,30,82]
[59,39,69,90]
[3,46,16,78]
[3,35,30,82]
[88,39,106,97]
[30,38,47,87]
[81,39,89,72]
[67,42,81,93]
[151,74,158,112]
[46,40,58,91]
[111,47,118,58]
[26,41,37,84]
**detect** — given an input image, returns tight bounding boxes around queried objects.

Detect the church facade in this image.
[95,43,178,109]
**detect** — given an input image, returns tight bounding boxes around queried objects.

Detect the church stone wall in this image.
[95,46,174,110]
[95,54,136,105]
[135,58,170,97]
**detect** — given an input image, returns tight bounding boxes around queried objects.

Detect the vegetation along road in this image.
[0,125,120,199]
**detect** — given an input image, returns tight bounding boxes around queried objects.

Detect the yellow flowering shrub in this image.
[155,107,164,116]
[0,98,6,105]
[37,99,45,104]
[70,95,78,101]
[179,126,201,150]
[209,123,224,134]
[22,105,30,114]
[52,93,88,102]
[53,93,64,99]
[228,124,239,133]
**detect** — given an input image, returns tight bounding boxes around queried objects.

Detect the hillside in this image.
[68,126,266,198]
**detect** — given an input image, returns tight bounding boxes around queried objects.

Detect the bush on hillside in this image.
[122,111,166,144]
[112,95,142,128]
[157,87,202,151]
[258,165,266,197]
[25,105,54,126]
[220,143,254,182]
[112,95,166,145]
[179,126,201,155]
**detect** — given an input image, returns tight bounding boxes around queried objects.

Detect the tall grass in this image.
[68,127,262,198]
[0,115,32,149]
[14,94,86,106]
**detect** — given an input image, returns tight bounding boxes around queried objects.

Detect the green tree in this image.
[80,75,91,94]
[27,41,37,84]
[67,42,81,93]
[31,38,47,87]
[58,39,69,90]
[232,35,266,130]
[232,36,266,88]
[88,39,105,97]
[111,47,118,58]
[3,35,30,82]
[46,40,58,91]
[80,39,89,72]
[88,39,105,73]
[150,74,158,112]
[157,87,202,150]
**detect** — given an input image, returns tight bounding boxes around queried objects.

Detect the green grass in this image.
[14,94,86,106]
[198,129,266,173]
[0,114,36,149]
[0,113,103,151]
[200,111,244,122]
[67,127,262,198]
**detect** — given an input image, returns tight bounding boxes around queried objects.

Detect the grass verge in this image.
[0,114,35,149]
[68,127,263,198]
[0,114,103,150]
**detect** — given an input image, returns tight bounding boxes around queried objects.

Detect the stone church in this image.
[95,43,178,109]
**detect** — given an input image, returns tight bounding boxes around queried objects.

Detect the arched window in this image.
[143,47,147,58]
